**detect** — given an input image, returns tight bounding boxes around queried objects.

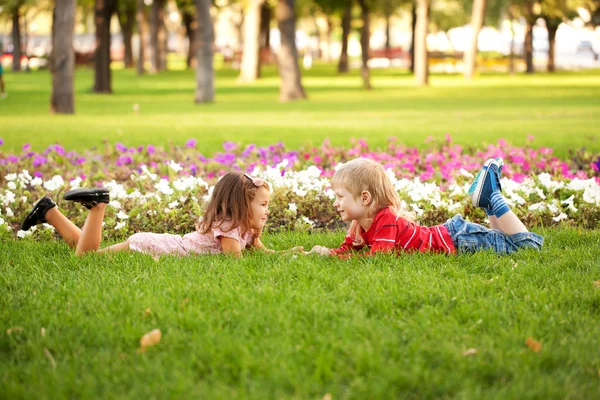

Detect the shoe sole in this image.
[22,197,55,231]
[470,158,495,208]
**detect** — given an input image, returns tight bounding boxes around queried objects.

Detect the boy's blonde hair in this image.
[331,158,408,246]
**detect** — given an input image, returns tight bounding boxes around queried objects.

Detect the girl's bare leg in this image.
[493,211,528,236]
[75,204,107,256]
[98,241,131,253]
[44,207,81,248]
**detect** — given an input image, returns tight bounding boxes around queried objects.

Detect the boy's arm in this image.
[253,237,303,253]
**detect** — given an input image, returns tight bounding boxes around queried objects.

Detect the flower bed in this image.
[1,136,599,240]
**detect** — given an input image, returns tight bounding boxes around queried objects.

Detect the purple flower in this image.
[241,144,256,157]
[147,144,156,155]
[76,157,87,165]
[116,155,133,166]
[214,153,236,165]
[33,155,47,167]
[7,155,18,163]
[0,138,4,145]
[34,171,43,178]
[223,141,237,152]
[23,143,31,151]
[198,154,208,163]
[593,156,600,172]
[115,143,127,152]
[190,164,198,175]
[186,139,197,149]
[53,144,65,156]
[137,146,144,153]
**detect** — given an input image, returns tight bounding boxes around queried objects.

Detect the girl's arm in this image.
[220,237,242,257]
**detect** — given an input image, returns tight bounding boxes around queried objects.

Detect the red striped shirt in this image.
[330,207,456,256]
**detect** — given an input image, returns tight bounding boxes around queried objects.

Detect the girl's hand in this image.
[308,245,331,256]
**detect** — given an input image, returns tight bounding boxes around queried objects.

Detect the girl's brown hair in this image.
[197,172,270,238]
[331,158,410,246]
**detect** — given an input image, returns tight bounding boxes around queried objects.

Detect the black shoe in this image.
[63,188,110,209]
[22,196,57,231]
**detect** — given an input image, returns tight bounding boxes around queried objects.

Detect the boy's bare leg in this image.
[75,204,107,255]
[44,207,81,248]
[493,211,528,236]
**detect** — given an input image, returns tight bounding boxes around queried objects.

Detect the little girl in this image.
[309,158,544,256]
[21,172,276,257]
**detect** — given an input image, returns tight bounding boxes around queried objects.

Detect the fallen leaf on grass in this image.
[41,327,46,337]
[322,394,332,400]
[463,348,478,356]
[137,329,162,353]
[144,308,151,317]
[44,348,57,369]
[593,280,600,288]
[526,337,542,352]
[6,327,24,335]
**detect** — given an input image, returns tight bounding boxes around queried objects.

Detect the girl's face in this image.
[332,186,369,223]
[250,187,270,229]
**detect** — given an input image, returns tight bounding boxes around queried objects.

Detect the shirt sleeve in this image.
[365,212,401,255]
[329,234,363,255]
[213,223,242,244]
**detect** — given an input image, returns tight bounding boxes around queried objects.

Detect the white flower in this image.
[69,177,83,189]
[43,175,65,191]
[17,230,32,238]
[459,168,474,178]
[6,173,17,181]
[115,221,127,230]
[7,182,16,190]
[164,208,171,213]
[30,177,43,187]
[561,195,578,213]
[300,216,315,227]
[169,160,183,173]
[552,213,568,222]
[288,203,297,212]
[109,200,122,209]
[21,196,28,203]
[5,207,13,217]
[116,211,129,220]
[0,217,4,225]
[528,202,546,212]
[168,200,179,209]
[155,179,174,195]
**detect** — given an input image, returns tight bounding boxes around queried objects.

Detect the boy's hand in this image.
[307,245,331,256]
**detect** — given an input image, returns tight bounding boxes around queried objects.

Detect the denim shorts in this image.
[443,214,544,254]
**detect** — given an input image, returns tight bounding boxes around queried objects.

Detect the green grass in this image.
[1,66,599,158]
[1,228,600,399]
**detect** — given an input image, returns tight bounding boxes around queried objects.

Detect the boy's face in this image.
[332,186,369,223]
[250,187,270,229]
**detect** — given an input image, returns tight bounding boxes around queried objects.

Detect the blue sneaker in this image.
[469,158,504,208]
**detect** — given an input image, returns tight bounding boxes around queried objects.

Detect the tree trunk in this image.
[51,0,76,114]
[136,0,146,75]
[325,18,332,63]
[158,2,167,71]
[194,0,214,103]
[357,0,371,90]
[260,3,271,49]
[545,19,558,73]
[239,0,264,81]
[464,0,486,79]
[12,8,22,72]
[524,19,534,74]
[150,0,166,73]
[276,0,306,102]
[94,0,117,93]
[338,5,351,73]
[409,1,416,73]
[384,0,391,51]
[183,12,197,69]
[508,9,515,74]
[118,6,135,68]
[414,0,429,86]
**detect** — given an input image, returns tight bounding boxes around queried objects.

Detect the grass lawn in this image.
[2,67,600,398]
[0,66,599,158]
[1,229,600,398]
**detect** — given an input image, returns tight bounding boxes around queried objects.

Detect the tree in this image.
[176,0,197,69]
[150,0,167,72]
[136,0,147,75]
[94,0,117,93]
[357,0,371,89]
[194,0,214,103]
[276,0,306,101]
[239,0,265,82]
[539,0,578,72]
[464,0,486,79]
[118,0,136,68]
[338,3,351,73]
[414,0,429,85]
[50,0,76,114]
[0,0,27,72]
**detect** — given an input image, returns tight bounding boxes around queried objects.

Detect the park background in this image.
[1,0,600,399]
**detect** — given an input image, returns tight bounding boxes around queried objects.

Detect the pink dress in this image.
[128,221,255,257]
